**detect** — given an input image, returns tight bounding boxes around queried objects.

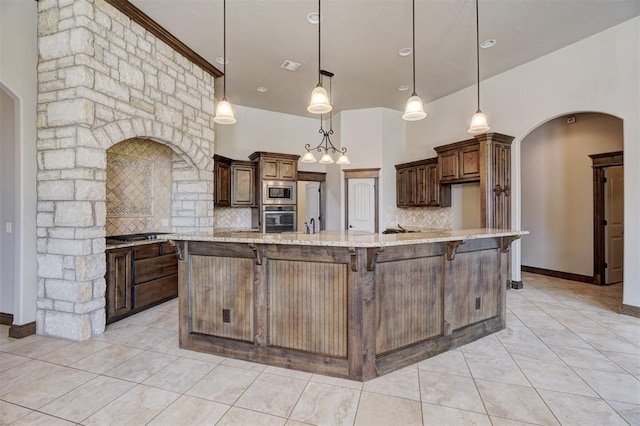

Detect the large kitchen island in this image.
[169,229,525,381]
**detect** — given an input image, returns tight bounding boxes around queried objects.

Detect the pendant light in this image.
[402,0,427,121]
[213,0,237,125]
[307,0,332,114]
[301,71,350,165]
[468,0,490,133]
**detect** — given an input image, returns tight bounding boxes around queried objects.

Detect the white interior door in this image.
[347,178,376,233]
[605,166,624,284]
[305,182,320,231]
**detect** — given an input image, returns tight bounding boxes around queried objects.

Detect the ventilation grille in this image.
[281,60,301,71]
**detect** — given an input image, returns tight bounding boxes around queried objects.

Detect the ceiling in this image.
[130,0,640,118]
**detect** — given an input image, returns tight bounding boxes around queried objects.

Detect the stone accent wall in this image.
[36,0,215,340]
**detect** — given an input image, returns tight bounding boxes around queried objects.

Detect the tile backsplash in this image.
[106,139,173,236]
[384,206,453,230]
[214,207,253,229]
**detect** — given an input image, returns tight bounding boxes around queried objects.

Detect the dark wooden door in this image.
[214,161,231,206]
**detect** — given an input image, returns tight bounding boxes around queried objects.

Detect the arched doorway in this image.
[518,112,623,290]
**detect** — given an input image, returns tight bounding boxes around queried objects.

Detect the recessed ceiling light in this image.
[215,56,229,65]
[280,60,301,72]
[398,85,409,91]
[398,48,412,57]
[257,86,268,93]
[480,39,496,49]
[307,12,323,24]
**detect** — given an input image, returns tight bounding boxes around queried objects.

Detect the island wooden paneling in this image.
[449,249,500,330]
[176,235,516,381]
[190,255,254,342]
[268,260,348,357]
[376,257,443,354]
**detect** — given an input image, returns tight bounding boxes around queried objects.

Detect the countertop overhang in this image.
[165,228,528,248]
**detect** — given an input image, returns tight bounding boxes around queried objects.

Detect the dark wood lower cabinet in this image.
[106,241,177,323]
[106,248,133,320]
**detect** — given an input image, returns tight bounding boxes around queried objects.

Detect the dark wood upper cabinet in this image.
[214,155,232,207]
[231,162,256,207]
[395,158,439,207]
[249,152,299,181]
[435,133,514,228]
[435,139,480,183]
[214,155,257,208]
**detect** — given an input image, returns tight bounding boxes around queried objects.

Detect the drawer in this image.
[133,275,178,310]
[134,243,161,260]
[161,242,175,255]
[135,254,178,283]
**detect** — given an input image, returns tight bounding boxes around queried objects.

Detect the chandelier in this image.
[301,71,350,165]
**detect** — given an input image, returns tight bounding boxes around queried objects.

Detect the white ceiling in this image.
[130,0,640,118]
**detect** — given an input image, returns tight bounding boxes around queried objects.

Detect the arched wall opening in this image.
[510,111,624,291]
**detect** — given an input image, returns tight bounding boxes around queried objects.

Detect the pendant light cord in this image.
[318,0,322,85]
[475,0,480,112]
[222,0,227,100]
[411,0,416,96]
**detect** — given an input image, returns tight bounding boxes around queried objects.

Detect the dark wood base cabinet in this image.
[106,242,178,323]
[175,236,514,381]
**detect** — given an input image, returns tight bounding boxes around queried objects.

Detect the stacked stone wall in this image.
[36,0,215,340]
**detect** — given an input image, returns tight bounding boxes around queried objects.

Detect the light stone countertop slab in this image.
[165,229,528,248]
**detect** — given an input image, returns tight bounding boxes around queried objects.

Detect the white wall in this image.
[214,104,325,168]
[521,113,623,276]
[0,0,38,325]
[0,89,16,314]
[451,183,481,230]
[406,17,640,307]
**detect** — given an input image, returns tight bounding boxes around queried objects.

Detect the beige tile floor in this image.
[1,272,639,425]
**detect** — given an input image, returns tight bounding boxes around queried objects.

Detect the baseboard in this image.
[521,266,595,284]
[620,304,640,319]
[0,312,14,326]
[8,322,36,339]
[509,280,524,290]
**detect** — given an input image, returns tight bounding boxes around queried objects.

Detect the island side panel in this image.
[374,238,506,376]
[268,259,348,357]
[376,256,444,354]
[190,255,254,341]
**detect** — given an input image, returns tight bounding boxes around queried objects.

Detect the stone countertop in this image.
[105,228,260,250]
[165,229,528,248]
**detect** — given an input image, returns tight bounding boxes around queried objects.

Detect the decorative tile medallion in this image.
[106,154,154,217]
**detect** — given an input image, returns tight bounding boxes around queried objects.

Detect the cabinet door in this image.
[231,164,256,206]
[278,159,296,180]
[396,169,408,207]
[492,143,511,228]
[262,159,279,179]
[459,145,480,179]
[415,165,428,206]
[426,163,440,206]
[439,150,459,181]
[106,248,132,321]
[406,167,417,206]
[214,162,231,206]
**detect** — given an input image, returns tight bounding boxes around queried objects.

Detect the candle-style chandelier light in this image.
[301,70,350,165]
